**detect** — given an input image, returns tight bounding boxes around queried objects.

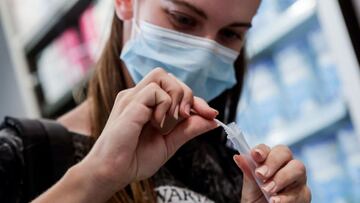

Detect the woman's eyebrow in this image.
[166,0,208,19]
[165,0,252,28]
[228,22,252,28]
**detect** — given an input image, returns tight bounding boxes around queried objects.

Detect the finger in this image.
[192,97,218,120]
[255,145,293,180]
[234,155,266,201]
[168,73,193,118]
[270,185,311,203]
[270,193,296,203]
[134,82,172,127]
[136,68,184,119]
[109,88,136,119]
[251,144,271,163]
[233,154,254,180]
[234,155,270,200]
[262,160,307,195]
[164,115,217,157]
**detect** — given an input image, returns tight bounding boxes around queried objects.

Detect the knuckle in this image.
[292,159,306,176]
[256,144,269,151]
[152,67,166,75]
[168,87,184,103]
[276,144,293,159]
[173,84,184,95]
[116,90,128,100]
[187,90,194,100]
[115,89,131,104]
[184,92,194,105]
[183,85,193,96]
[147,82,160,90]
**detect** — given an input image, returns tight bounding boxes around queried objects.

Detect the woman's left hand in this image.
[234,144,311,203]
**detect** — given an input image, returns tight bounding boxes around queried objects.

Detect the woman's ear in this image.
[114,0,133,20]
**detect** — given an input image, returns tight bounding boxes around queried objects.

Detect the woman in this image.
[0,0,311,202]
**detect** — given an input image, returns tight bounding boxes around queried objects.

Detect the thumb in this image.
[234,155,261,193]
[164,115,218,157]
[234,155,267,201]
[192,97,218,120]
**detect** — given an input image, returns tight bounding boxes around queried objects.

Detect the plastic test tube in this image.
[214,119,271,202]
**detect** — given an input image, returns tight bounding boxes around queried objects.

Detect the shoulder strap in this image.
[3,117,75,202]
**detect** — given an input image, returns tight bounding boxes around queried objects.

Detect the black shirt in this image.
[0,120,243,203]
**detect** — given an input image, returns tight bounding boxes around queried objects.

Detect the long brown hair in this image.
[87,14,246,203]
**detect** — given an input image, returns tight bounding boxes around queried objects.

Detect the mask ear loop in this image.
[130,0,154,50]
[130,0,141,40]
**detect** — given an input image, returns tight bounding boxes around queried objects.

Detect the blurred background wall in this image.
[1,0,360,202]
[0,18,28,118]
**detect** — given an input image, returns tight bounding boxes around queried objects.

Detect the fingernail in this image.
[174,105,179,120]
[270,196,281,203]
[233,156,240,166]
[184,104,191,117]
[160,116,166,128]
[214,109,219,116]
[254,149,263,160]
[262,181,276,193]
[255,165,269,178]
[190,109,197,115]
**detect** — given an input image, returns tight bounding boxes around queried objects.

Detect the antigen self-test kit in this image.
[215,119,271,202]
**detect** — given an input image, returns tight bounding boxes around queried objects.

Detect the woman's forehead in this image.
[161,0,260,22]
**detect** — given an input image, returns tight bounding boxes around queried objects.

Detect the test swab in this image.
[214,119,271,202]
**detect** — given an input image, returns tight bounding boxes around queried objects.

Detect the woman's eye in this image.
[220,29,243,42]
[168,11,197,29]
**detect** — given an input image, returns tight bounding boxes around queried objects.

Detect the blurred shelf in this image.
[42,89,76,118]
[39,67,97,118]
[246,0,316,59]
[24,0,94,71]
[40,71,91,118]
[265,100,347,147]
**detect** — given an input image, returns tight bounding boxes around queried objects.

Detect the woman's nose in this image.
[203,33,217,42]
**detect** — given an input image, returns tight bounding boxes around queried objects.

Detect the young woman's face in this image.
[121,0,260,51]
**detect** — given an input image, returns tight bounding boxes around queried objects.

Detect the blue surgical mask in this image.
[120,20,239,101]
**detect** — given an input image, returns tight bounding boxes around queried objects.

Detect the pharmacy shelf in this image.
[338,0,360,65]
[42,89,76,118]
[40,72,90,118]
[265,100,347,147]
[246,0,317,59]
[0,2,42,117]
[24,0,94,72]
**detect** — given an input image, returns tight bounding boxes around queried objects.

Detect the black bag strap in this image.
[3,117,75,202]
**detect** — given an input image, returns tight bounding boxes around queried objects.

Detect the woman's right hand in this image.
[32,68,218,203]
[79,68,218,198]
